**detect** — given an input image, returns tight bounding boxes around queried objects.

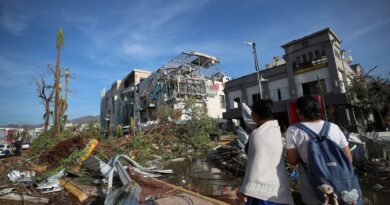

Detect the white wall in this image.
[268,78,290,102]
[206,81,226,119]
[294,67,333,96]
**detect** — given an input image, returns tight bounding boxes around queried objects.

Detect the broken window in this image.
[233,97,240,108]
[220,95,226,108]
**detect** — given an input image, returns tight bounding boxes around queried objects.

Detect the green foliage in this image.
[180,97,216,153]
[127,97,217,162]
[56,28,64,49]
[130,117,135,136]
[347,70,390,130]
[31,127,75,156]
[31,130,56,156]
[80,121,100,139]
[61,149,84,169]
[155,103,171,123]
[115,125,123,138]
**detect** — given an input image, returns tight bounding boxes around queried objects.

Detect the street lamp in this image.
[244,40,264,99]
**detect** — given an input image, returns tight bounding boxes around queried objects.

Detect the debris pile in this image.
[38,136,87,167]
[356,160,390,192]
[0,132,231,205]
[206,104,252,176]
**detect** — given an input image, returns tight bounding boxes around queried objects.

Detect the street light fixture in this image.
[244,40,264,99]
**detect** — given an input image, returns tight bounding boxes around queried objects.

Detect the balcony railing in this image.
[293,56,328,74]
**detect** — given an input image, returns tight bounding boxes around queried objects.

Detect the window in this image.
[220,95,226,109]
[302,54,307,62]
[296,56,301,64]
[252,93,260,104]
[308,52,313,60]
[302,79,327,96]
[233,97,240,108]
[321,49,326,57]
[277,89,282,101]
[270,89,286,102]
[315,50,320,59]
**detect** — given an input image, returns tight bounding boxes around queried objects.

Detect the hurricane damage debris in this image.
[102,51,229,133]
[36,169,65,193]
[38,136,88,168]
[207,103,251,176]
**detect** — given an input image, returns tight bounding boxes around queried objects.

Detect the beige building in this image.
[223,28,362,131]
[100,69,151,131]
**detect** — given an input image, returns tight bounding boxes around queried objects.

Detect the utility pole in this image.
[245,41,263,99]
[317,75,328,121]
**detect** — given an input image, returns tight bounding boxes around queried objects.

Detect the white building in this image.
[101,52,230,131]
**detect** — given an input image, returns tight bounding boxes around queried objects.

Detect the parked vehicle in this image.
[0,143,21,157]
[21,143,30,150]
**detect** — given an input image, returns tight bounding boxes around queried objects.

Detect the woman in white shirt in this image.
[286,95,352,204]
[240,99,294,205]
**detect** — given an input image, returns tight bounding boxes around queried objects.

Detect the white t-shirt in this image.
[240,120,294,204]
[285,120,348,163]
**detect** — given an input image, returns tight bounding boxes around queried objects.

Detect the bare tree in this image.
[36,65,55,132]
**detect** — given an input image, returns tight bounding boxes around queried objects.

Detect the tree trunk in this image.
[44,99,51,132]
[54,47,61,136]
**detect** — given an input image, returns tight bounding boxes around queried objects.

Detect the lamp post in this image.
[244,41,263,99]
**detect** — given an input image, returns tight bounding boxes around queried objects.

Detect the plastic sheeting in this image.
[241,103,256,131]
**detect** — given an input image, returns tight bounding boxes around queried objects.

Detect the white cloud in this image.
[0,4,29,36]
[0,56,36,87]
[346,18,390,42]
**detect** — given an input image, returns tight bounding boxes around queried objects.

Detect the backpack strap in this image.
[294,121,331,142]
[319,121,331,141]
[294,123,321,141]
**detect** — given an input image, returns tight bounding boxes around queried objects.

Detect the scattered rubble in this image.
[36,169,65,193]
[38,136,87,167]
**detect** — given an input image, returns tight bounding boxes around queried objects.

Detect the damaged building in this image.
[223,28,363,132]
[101,51,229,132]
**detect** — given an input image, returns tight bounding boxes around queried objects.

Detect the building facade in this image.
[223,28,361,131]
[100,69,151,131]
[101,52,229,132]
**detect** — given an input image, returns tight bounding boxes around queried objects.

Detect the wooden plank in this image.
[60,179,89,202]
[150,178,229,205]
[0,193,49,204]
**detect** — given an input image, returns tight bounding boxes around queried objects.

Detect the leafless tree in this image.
[36,65,55,131]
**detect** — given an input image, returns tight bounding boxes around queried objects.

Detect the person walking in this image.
[286,96,360,205]
[240,99,294,205]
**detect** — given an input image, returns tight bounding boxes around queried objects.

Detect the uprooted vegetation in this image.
[30,97,219,173]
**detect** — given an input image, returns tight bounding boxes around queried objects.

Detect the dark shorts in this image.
[246,196,290,205]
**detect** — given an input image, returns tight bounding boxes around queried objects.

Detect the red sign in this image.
[288,102,299,124]
[288,95,324,124]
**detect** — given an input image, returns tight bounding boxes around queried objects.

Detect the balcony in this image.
[121,87,135,94]
[293,56,328,74]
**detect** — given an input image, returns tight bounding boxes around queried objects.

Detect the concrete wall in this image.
[223,28,360,130]
[206,80,226,119]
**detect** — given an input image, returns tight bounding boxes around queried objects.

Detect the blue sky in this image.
[0,0,389,125]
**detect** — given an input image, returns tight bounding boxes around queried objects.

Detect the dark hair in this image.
[296,95,321,120]
[252,99,273,120]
